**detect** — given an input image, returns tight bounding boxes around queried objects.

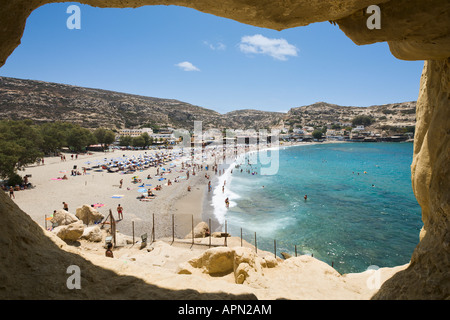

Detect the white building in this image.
[352,125,365,131]
[119,128,154,137]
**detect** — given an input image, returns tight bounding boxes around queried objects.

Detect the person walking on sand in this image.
[117,204,123,220]
[9,186,15,199]
[119,179,123,188]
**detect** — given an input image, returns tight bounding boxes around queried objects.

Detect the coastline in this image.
[201,140,348,235]
[2,141,415,300]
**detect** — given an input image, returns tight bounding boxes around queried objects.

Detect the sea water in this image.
[211,142,422,274]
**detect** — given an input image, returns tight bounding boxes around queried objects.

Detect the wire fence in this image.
[45,211,339,272]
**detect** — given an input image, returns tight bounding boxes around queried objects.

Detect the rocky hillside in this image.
[0,76,415,131]
[0,76,283,131]
[284,101,416,130]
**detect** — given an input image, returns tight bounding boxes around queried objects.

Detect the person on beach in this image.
[9,186,15,199]
[225,197,229,208]
[208,181,211,192]
[117,204,123,220]
[63,202,68,211]
[119,179,123,188]
[105,243,114,258]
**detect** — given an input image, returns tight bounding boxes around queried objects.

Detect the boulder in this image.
[233,247,266,287]
[53,220,84,241]
[50,209,78,227]
[280,252,292,260]
[263,255,278,268]
[81,226,102,242]
[75,205,104,225]
[184,221,210,239]
[188,247,234,275]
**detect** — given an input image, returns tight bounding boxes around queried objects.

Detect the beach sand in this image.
[13,147,213,240]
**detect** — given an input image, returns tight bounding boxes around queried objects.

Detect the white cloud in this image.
[239,34,298,61]
[175,61,200,72]
[204,41,226,51]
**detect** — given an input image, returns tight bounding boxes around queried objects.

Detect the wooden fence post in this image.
[240,228,242,247]
[172,214,175,244]
[274,239,276,258]
[132,221,135,245]
[152,213,155,243]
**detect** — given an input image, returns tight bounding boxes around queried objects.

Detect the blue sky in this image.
[0,3,424,114]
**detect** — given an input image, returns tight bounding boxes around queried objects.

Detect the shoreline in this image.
[201,140,348,235]
[1,142,415,299]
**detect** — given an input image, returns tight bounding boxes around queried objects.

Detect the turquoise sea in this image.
[212,142,422,274]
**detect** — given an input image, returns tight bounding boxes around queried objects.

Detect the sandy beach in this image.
[11,147,211,239]
[10,140,345,240]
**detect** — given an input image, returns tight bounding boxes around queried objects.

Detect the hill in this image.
[0,76,415,132]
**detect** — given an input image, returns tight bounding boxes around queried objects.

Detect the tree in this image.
[0,120,44,179]
[132,135,145,148]
[141,132,151,148]
[67,126,96,152]
[39,122,71,154]
[94,128,116,150]
[352,115,375,127]
[119,135,133,147]
[312,129,323,140]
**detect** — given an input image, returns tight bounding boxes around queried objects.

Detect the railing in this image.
[44,212,339,272]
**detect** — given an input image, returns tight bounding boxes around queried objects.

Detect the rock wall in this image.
[372,58,450,299]
[0,0,449,299]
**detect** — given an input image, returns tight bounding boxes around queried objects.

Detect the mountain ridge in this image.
[0,76,416,131]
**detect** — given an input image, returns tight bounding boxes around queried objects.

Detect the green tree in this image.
[119,135,133,147]
[132,135,145,148]
[312,129,323,140]
[67,126,96,152]
[0,120,44,179]
[141,132,151,148]
[94,128,116,150]
[352,115,375,127]
[39,122,70,154]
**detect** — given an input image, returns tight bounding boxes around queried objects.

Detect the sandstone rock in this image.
[53,220,84,242]
[185,221,210,239]
[233,247,267,288]
[75,205,104,225]
[81,226,102,242]
[177,262,194,275]
[189,247,234,275]
[280,252,292,260]
[263,255,278,268]
[50,209,78,227]
[373,58,450,299]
